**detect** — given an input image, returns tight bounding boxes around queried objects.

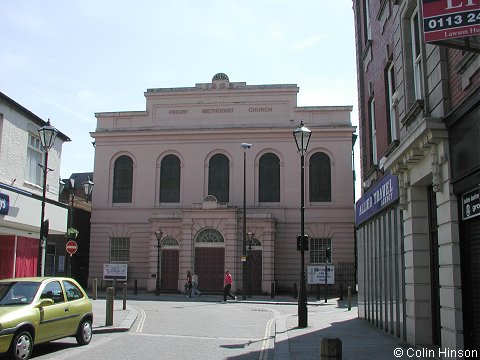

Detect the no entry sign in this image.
[66,240,78,255]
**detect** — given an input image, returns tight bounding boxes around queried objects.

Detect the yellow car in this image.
[0,277,93,360]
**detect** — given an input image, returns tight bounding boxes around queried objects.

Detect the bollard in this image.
[106,287,114,326]
[347,286,352,311]
[271,282,275,298]
[123,283,127,310]
[339,284,344,301]
[316,284,320,300]
[320,337,342,360]
[92,278,97,300]
[134,279,138,295]
[293,283,298,299]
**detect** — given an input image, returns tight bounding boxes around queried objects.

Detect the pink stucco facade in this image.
[89,74,356,294]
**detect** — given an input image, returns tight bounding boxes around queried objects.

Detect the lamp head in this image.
[293,120,312,154]
[38,119,59,151]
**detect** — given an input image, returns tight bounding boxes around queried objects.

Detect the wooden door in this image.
[249,250,262,293]
[161,249,179,290]
[195,247,225,292]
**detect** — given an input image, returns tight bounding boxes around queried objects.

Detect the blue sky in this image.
[1,0,360,198]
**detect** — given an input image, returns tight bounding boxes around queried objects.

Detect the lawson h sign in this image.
[422,0,480,42]
[356,174,399,225]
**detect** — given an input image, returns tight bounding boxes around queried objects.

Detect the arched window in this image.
[309,152,331,202]
[161,237,179,247]
[160,155,180,203]
[196,228,224,243]
[208,154,229,202]
[113,155,133,203]
[259,153,280,202]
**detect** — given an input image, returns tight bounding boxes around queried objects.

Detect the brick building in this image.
[353,0,480,351]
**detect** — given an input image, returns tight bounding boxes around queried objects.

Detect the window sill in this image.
[401,99,424,126]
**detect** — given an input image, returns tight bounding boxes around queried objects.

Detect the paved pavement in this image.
[90,292,417,360]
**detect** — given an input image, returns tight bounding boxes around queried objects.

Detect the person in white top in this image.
[191,273,201,296]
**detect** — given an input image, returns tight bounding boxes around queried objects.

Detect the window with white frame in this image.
[386,61,397,142]
[369,98,377,165]
[110,237,130,262]
[310,238,332,264]
[25,133,43,186]
[411,9,423,100]
[364,0,372,41]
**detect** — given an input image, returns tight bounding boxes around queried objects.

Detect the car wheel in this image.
[8,330,33,360]
[76,318,92,345]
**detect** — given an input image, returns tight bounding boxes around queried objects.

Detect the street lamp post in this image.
[37,119,58,277]
[241,142,252,300]
[247,228,254,298]
[68,178,75,277]
[155,229,163,296]
[293,119,312,328]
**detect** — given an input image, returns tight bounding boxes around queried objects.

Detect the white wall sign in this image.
[103,263,128,281]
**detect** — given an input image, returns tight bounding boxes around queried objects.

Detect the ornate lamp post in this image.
[82,177,94,202]
[154,229,163,296]
[241,142,252,300]
[37,119,58,277]
[293,119,311,328]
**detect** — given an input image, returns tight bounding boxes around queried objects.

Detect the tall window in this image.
[25,133,43,186]
[259,153,280,202]
[386,61,397,142]
[369,98,377,165]
[363,0,372,42]
[113,155,133,203]
[208,154,229,202]
[160,154,180,203]
[110,237,130,262]
[310,238,332,264]
[411,9,423,100]
[309,152,331,202]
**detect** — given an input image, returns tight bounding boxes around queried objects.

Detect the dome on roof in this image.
[212,73,229,82]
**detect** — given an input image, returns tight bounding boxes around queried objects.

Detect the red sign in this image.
[422,0,480,42]
[66,240,78,255]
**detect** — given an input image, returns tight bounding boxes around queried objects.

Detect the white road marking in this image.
[133,305,146,333]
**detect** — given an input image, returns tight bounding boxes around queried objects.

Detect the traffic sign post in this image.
[66,240,78,256]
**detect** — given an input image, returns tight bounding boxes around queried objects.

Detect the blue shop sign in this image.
[356,174,399,225]
[0,193,9,215]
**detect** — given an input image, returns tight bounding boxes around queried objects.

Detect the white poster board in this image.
[103,263,128,281]
[307,265,335,285]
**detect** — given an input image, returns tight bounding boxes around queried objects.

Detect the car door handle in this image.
[65,308,70,312]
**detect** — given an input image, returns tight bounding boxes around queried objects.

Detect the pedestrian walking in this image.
[222,269,237,303]
[186,270,193,297]
[191,273,201,296]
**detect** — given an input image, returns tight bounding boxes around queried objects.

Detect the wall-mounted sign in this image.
[462,188,480,220]
[0,193,9,215]
[356,174,399,225]
[422,0,480,42]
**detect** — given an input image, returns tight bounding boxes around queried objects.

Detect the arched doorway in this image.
[248,237,263,293]
[194,228,225,292]
[160,237,179,290]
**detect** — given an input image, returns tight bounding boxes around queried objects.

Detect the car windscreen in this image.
[0,281,41,305]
